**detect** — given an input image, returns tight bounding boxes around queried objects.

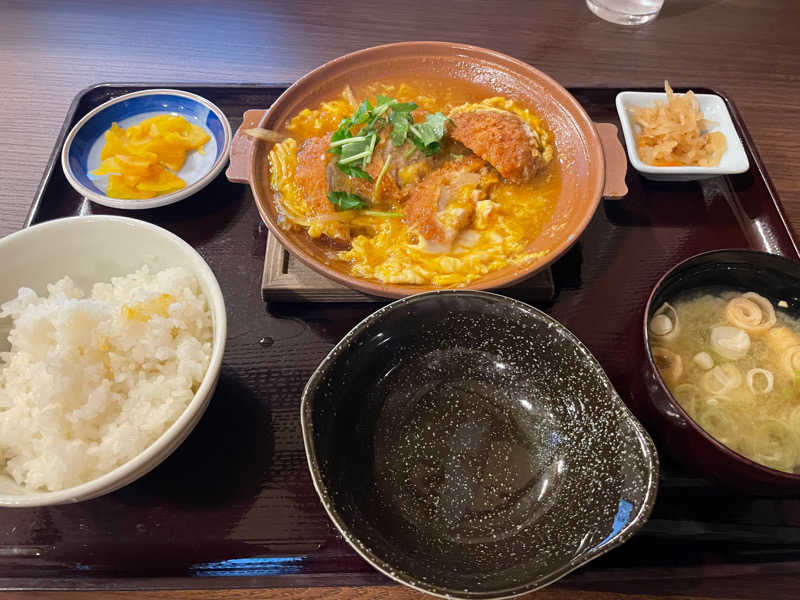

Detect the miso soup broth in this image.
[648,289,800,474]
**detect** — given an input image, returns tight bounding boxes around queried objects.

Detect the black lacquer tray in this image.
[4,84,798,597]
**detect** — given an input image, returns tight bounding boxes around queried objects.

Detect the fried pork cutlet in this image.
[402,155,486,253]
[449,106,548,184]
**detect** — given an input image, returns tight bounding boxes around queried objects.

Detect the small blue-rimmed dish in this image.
[61,89,231,210]
[616,90,749,182]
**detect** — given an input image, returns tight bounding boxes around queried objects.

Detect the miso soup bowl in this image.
[303,291,658,598]
[227,41,629,299]
[640,249,800,494]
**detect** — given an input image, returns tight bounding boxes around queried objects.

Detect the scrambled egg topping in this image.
[268,85,559,287]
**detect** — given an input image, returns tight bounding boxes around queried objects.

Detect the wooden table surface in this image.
[1,0,799,598]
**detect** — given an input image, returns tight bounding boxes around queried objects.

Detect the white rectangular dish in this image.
[616,90,750,181]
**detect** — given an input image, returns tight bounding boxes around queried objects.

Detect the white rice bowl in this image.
[0,266,212,492]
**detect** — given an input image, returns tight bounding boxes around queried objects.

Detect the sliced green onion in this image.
[330,135,367,147]
[338,150,372,165]
[364,133,378,165]
[372,155,392,201]
[361,210,403,218]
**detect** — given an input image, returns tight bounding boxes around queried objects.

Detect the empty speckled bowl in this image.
[302,291,658,599]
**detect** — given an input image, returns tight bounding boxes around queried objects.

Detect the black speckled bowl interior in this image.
[302,291,658,599]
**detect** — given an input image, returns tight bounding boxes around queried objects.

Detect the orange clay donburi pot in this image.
[227,41,628,299]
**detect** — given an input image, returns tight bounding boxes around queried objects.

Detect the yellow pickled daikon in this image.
[91,115,210,199]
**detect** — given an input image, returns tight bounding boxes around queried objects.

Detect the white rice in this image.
[0,266,212,492]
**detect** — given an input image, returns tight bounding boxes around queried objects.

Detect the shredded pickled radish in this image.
[632,81,727,167]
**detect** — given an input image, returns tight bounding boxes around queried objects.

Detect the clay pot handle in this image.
[595,122,628,199]
[226,109,267,184]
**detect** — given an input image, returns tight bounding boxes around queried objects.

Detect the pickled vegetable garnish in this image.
[91,115,210,199]
[633,81,726,167]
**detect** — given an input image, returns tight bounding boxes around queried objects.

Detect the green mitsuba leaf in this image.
[336,162,372,181]
[330,97,447,173]
[327,191,367,210]
[390,111,412,146]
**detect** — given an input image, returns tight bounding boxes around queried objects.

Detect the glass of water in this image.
[586,0,665,25]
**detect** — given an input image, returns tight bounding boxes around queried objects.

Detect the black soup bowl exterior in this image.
[641,249,800,494]
[302,290,658,599]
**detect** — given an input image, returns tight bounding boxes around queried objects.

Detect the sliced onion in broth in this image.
[746,368,774,395]
[753,419,799,472]
[652,346,684,385]
[693,352,714,370]
[789,407,800,439]
[710,326,751,360]
[649,302,680,342]
[673,383,702,414]
[724,292,776,334]
[701,363,742,395]
[696,403,739,448]
[780,346,800,378]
